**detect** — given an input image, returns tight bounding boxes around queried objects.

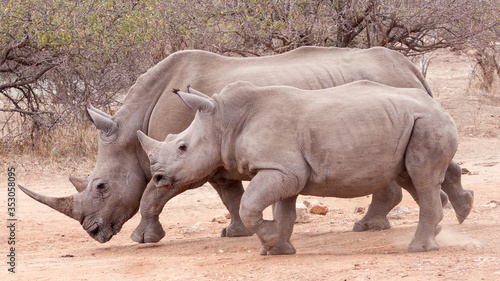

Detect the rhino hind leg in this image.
[396,170,444,252]
[401,118,457,252]
[441,161,474,223]
[353,181,402,232]
[210,179,255,237]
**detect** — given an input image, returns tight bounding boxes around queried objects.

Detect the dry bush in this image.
[1,0,499,164]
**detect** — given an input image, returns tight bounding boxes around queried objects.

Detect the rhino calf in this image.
[138,81,458,255]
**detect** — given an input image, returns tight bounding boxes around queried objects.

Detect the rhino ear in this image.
[173,88,216,113]
[87,104,118,135]
[137,130,161,158]
[187,85,211,99]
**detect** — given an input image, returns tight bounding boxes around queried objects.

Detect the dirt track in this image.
[3,50,500,280]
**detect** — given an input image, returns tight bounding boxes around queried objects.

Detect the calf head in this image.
[138,88,222,189]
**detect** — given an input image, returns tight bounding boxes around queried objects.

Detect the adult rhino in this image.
[138,81,459,254]
[19,47,473,243]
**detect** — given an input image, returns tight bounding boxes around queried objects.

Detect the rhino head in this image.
[138,88,222,190]
[20,104,149,243]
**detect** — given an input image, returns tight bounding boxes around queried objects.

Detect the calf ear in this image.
[186,85,211,99]
[173,89,215,113]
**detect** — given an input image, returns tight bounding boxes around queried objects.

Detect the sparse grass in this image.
[0,122,98,174]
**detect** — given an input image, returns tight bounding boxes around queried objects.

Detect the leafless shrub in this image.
[1,0,499,159]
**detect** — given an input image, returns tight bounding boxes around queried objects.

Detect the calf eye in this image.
[96,183,107,190]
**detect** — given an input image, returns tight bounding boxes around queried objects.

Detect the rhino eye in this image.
[96,183,107,190]
[179,144,187,152]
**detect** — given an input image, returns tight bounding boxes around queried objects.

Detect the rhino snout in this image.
[152,172,173,188]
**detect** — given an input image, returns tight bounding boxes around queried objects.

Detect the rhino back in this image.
[147,47,429,141]
[223,82,441,198]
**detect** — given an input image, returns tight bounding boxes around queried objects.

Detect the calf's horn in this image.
[137,130,161,157]
[19,185,81,221]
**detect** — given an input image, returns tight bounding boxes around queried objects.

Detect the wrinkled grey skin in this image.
[19,47,473,243]
[139,81,459,254]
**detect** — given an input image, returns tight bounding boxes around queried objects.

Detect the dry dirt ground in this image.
[2,50,500,281]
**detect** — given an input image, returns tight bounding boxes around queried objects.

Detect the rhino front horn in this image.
[137,130,162,157]
[19,185,81,221]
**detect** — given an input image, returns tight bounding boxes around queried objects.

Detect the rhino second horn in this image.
[87,103,112,119]
[87,105,118,134]
[19,185,80,221]
[69,175,88,193]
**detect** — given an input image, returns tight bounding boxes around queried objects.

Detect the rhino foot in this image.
[454,190,474,224]
[353,217,391,232]
[221,223,254,237]
[130,219,165,243]
[261,240,296,255]
[408,225,442,252]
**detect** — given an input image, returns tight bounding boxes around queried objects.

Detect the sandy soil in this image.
[3,50,500,281]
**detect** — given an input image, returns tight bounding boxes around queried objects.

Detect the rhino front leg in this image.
[353,181,402,232]
[267,196,297,255]
[240,170,300,255]
[131,180,184,243]
[209,179,254,237]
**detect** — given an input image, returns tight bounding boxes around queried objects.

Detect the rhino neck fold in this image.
[215,99,252,172]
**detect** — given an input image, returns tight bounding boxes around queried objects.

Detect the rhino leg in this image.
[393,161,471,224]
[210,179,254,237]
[240,170,300,255]
[353,181,402,232]
[399,172,443,252]
[401,118,456,252]
[441,161,474,223]
[131,181,184,243]
[400,161,473,224]
[266,196,297,255]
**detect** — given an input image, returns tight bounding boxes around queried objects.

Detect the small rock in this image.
[310,203,328,215]
[461,167,479,175]
[181,226,205,234]
[354,206,365,214]
[303,199,328,215]
[483,200,500,208]
[388,206,414,219]
[302,199,317,208]
[225,213,231,219]
[211,216,227,224]
[295,203,310,223]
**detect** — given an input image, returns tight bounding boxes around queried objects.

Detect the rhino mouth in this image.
[83,218,121,243]
[152,172,177,189]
